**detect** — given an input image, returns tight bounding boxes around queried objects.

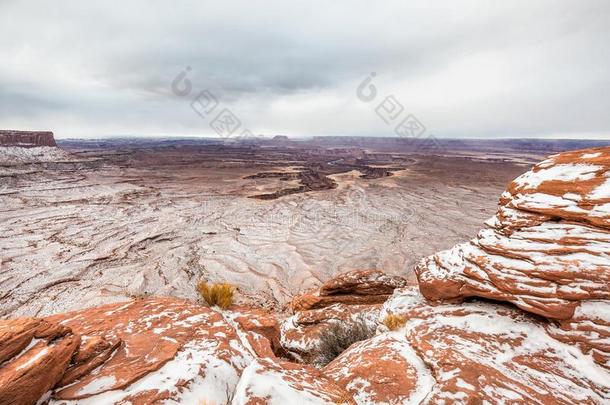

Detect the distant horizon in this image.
[49,133,610,142]
[4,127,610,142]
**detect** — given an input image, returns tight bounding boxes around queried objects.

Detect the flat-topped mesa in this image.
[0,130,57,147]
[416,146,610,368]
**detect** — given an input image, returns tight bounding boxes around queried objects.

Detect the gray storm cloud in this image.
[1,0,609,139]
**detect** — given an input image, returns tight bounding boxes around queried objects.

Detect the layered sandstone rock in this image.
[233,357,353,404]
[0,130,68,165]
[46,298,257,403]
[0,319,78,405]
[0,297,355,405]
[366,287,610,403]
[0,130,56,147]
[324,332,434,404]
[0,298,266,404]
[416,147,610,368]
[291,269,408,311]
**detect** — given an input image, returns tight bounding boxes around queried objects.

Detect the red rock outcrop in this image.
[0,298,263,404]
[0,297,357,405]
[280,303,380,363]
[365,287,610,403]
[416,147,610,368]
[0,130,56,147]
[0,319,78,405]
[324,332,434,404]
[46,297,257,402]
[291,269,408,311]
[233,357,353,404]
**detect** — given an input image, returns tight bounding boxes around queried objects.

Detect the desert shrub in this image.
[315,316,376,366]
[197,281,234,309]
[382,313,407,331]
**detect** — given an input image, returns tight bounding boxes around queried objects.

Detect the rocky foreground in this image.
[1,147,609,404]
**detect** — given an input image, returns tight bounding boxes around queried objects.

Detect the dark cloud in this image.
[0,0,609,138]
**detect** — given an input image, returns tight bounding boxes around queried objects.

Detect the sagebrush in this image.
[382,313,407,331]
[315,316,376,366]
[197,281,234,309]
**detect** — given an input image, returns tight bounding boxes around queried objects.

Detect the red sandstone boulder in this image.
[322,287,610,404]
[291,269,408,311]
[233,357,354,404]
[320,269,409,296]
[227,306,285,358]
[45,297,256,403]
[0,318,79,405]
[324,332,434,404]
[0,298,306,404]
[416,147,610,368]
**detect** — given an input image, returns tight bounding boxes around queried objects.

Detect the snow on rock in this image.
[375,287,610,404]
[280,303,380,363]
[323,332,435,404]
[291,269,409,311]
[0,297,361,404]
[0,298,270,404]
[0,146,70,164]
[416,147,610,368]
[233,357,353,405]
[0,318,79,405]
[45,297,256,403]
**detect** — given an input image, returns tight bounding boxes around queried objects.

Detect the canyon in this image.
[1,135,549,317]
[1,135,609,404]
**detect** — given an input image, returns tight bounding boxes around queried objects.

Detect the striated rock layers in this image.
[0,130,56,147]
[416,147,610,369]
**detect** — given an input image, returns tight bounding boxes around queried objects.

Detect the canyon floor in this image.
[0,138,596,317]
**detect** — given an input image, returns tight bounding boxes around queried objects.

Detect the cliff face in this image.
[0,147,609,404]
[0,130,57,147]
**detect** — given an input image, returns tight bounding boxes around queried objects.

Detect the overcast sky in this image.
[1,0,609,139]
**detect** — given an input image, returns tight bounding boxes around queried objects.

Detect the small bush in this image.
[382,313,407,331]
[197,281,234,309]
[315,316,376,366]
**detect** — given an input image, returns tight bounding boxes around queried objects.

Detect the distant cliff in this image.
[0,130,56,147]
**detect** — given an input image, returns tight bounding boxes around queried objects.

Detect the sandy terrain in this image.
[1,140,533,316]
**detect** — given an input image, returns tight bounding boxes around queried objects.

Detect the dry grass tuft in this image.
[197,281,234,309]
[382,313,407,331]
[315,316,376,366]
